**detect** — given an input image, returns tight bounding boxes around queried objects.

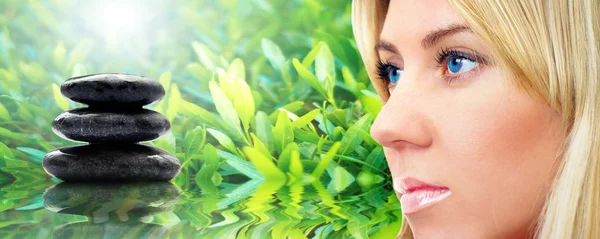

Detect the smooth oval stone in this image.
[61,73,165,106]
[52,108,170,143]
[42,144,181,181]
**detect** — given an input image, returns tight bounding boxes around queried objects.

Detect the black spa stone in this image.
[61,73,165,106]
[52,108,170,143]
[42,144,181,181]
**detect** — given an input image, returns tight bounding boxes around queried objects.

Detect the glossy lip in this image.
[393,177,451,214]
[394,177,449,194]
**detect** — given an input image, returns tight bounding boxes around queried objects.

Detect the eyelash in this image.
[376,48,487,91]
[376,61,400,91]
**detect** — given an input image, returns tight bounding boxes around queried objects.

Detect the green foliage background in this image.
[0,0,402,238]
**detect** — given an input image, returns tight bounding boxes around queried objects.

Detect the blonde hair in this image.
[352,0,600,238]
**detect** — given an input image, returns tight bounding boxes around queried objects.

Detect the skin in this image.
[369,0,566,238]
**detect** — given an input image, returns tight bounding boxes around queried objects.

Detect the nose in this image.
[370,76,433,149]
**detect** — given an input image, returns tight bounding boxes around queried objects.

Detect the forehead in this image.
[381,0,464,41]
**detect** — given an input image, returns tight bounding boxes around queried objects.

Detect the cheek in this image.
[436,75,564,235]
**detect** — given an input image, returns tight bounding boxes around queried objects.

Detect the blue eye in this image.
[388,66,402,84]
[447,56,478,74]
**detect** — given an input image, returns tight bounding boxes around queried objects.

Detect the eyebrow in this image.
[375,24,471,54]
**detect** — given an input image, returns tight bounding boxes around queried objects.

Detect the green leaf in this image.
[243,146,286,181]
[315,42,335,82]
[326,109,348,128]
[209,81,244,137]
[359,90,382,116]
[186,63,210,81]
[250,133,271,158]
[166,84,182,122]
[340,114,372,155]
[233,73,254,132]
[312,142,341,178]
[195,144,220,194]
[159,72,172,93]
[292,58,327,98]
[0,127,27,142]
[278,142,298,173]
[292,109,320,128]
[193,41,217,70]
[261,38,286,70]
[179,99,223,128]
[154,131,176,154]
[289,147,303,178]
[217,149,263,180]
[328,165,355,193]
[184,126,206,160]
[67,39,94,66]
[52,83,69,111]
[0,142,14,159]
[342,67,357,94]
[217,68,238,104]
[227,58,245,81]
[301,42,323,68]
[0,103,11,121]
[16,147,45,164]
[363,146,385,171]
[273,110,294,154]
[52,41,66,68]
[207,128,238,154]
[18,61,47,84]
[254,111,274,151]
[0,69,22,94]
[71,63,87,77]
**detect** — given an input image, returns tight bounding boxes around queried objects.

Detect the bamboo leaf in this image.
[278,142,298,173]
[250,133,271,158]
[301,42,323,68]
[184,126,206,160]
[273,110,294,154]
[315,42,335,82]
[51,83,69,111]
[166,84,181,122]
[207,128,238,154]
[292,58,327,98]
[209,81,243,136]
[193,41,217,70]
[254,111,274,151]
[154,131,176,154]
[243,146,286,181]
[0,103,11,121]
[292,109,320,128]
[289,148,303,178]
[233,75,254,132]
[340,114,371,155]
[359,90,382,116]
[261,38,285,70]
[227,58,245,81]
[16,147,45,164]
[312,142,341,178]
[178,99,223,128]
[71,63,87,77]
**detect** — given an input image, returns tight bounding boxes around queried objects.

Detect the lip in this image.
[394,177,451,214]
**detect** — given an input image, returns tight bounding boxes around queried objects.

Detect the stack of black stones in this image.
[42,73,181,181]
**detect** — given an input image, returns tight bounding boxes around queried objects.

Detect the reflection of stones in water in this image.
[44,182,180,238]
[53,221,168,239]
[43,181,181,223]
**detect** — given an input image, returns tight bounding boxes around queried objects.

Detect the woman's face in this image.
[370,0,566,238]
